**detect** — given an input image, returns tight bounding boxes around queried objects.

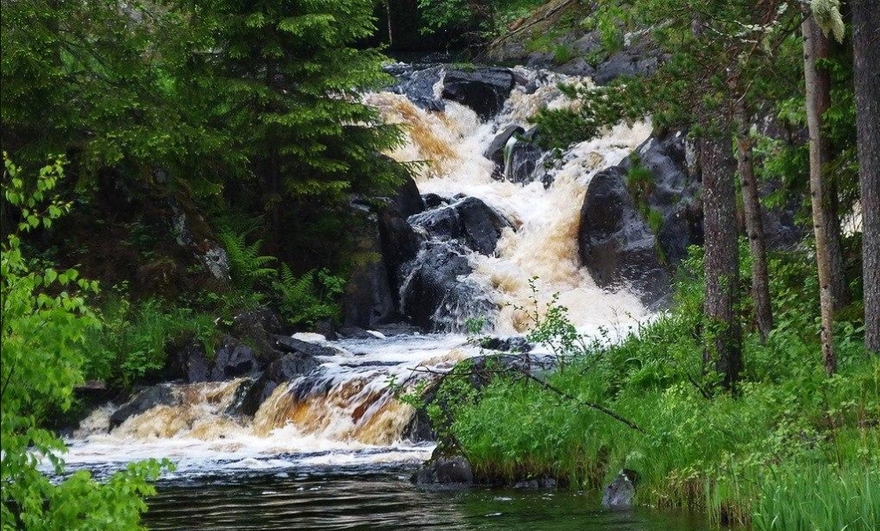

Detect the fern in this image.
[275,264,344,326]
[216,218,277,291]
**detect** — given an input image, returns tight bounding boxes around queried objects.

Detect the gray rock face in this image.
[485,125,525,171]
[274,335,345,358]
[211,335,260,380]
[620,130,703,267]
[399,240,494,331]
[388,65,445,112]
[343,200,398,328]
[442,68,515,120]
[109,385,178,429]
[411,455,474,485]
[602,469,639,509]
[578,166,671,307]
[409,196,510,256]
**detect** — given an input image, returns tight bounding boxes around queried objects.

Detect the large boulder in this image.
[343,199,398,328]
[109,385,178,429]
[388,64,445,112]
[210,335,260,380]
[619,130,703,266]
[442,68,515,120]
[409,197,510,255]
[484,125,525,170]
[226,352,321,417]
[411,455,474,485]
[399,240,495,331]
[274,335,346,358]
[578,166,671,307]
[602,469,639,509]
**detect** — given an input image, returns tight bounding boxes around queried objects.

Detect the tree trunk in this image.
[852,0,880,354]
[701,131,742,391]
[802,15,837,375]
[735,100,773,341]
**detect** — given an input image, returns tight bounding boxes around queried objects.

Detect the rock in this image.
[479,336,533,353]
[422,193,446,209]
[337,326,379,339]
[555,57,596,77]
[399,240,495,331]
[343,204,398,328]
[173,340,213,383]
[620,130,702,266]
[211,335,259,380]
[602,469,639,509]
[225,352,321,417]
[274,336,345,358]
[230,307,287,362]
[409,196,510,255]
[378,204,422,289]
[442,68,515,120]
[484,125,525,171]
[392,174,426,218]
[389,65,445,112]
[515,478,557,489]
[109,385,178,429]
[578,166,671,307]
[592,52,659,85]
[411,455,474,485]
[505,138,543,184]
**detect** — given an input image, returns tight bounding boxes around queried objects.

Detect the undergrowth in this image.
[442,246,879,530]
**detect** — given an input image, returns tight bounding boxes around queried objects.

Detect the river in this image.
[59,64,707,529]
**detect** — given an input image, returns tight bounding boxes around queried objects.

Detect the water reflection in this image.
[145,472,709,530]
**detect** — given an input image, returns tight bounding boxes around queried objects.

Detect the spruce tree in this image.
[176,0,405,244]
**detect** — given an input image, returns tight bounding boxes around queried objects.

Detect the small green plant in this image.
[553,44,575,65]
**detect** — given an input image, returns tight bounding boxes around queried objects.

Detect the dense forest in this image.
[1,0,878,530]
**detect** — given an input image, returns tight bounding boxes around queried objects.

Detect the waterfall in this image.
[62,65,656,478]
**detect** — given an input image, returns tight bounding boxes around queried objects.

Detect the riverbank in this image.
[433,250,879,530]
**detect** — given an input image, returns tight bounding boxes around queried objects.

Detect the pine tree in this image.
[176,0,405,245]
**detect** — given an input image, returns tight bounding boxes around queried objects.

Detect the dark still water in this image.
[145,470,709,531]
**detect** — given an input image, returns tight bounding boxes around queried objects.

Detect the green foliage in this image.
[274,265,344,327]
[217,221,277,293]
[444,247,877,529]
[552,44,575,65]
[2,158,167,530]
[418,0,545,41]
[82,292,220,387]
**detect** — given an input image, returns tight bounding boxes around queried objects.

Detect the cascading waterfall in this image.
[62,65,655,478]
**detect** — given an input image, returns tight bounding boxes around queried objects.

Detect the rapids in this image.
[61,66,662,521]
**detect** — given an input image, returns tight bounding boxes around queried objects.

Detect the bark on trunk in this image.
[701,131,742,391]
[803,16,837,375]
[735,100,773,341]
[853,0,880,354]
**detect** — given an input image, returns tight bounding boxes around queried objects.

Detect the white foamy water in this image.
[61,66,656,479]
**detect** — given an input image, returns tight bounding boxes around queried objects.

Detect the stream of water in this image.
[58,64,706,529]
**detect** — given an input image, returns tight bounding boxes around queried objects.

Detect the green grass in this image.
[442,248,879,529]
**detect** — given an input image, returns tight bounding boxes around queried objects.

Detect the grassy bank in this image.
[442,248,879,530]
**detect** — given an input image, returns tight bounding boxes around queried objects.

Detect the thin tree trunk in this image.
[825,177,849,309]
[735,99,773,341]
[385,0,394,48]
[701,130,742,391]
[852,0,880,354]
[803,15,837,375]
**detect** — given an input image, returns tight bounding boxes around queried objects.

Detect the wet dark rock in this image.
[343,204,397,328]
[578,166,671,307]
[515,478,557,489]
[375,323,423,336]
[230,307,287,362]
[411,455,474,485]
[619,130,703,267]
[442,68,515,120]
[592,53,660,85]
[378,204,423,289]
[211,335,260,380]
[109,385,178,429]
[337,326,380,340]
[274,336,346,358]
[484,125,525,170]
[392,174,426,218]
[409,196,511,255]
[422,193,446,209]
[505,139,543,184]
[389,65,445,112]
[602,469,639,509]
[555,57,596,77]
[173,340,213,383]
[225,351,322,417]
[479,336,533,353]
[399,240,494,331]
